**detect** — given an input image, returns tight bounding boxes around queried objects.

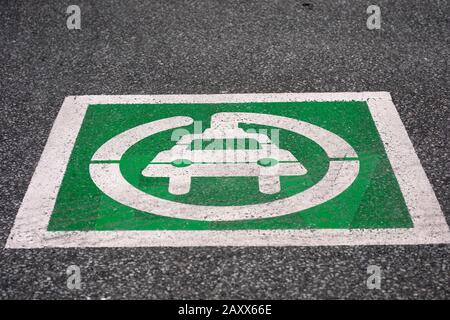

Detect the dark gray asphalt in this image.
[1,0,449,299]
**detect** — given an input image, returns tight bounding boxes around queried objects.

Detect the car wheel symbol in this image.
[171,159,192,167]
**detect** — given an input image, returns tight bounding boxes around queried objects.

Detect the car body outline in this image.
[142,127,307,195]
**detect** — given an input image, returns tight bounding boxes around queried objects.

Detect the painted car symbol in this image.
[141,126,307,195]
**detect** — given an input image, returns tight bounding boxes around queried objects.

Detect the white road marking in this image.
[5,92,450,247]
[89,112,359,220]
[210,112,357,158]
[92,116,194,161]
[89,160,359,221]
[140,113,309,194]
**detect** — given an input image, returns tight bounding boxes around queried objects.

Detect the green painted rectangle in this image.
[47,101,412,231]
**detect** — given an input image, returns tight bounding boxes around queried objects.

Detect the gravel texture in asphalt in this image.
[0,0,449,299]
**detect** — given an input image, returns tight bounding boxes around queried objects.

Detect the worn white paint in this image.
[90,111,357,219]
[139,120,307,194]
[89,160,358,221]
[5,92,450,248]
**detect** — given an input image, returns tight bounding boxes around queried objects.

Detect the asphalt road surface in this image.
[1,0,449,299]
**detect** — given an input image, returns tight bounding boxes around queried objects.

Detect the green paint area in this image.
[48,101,413,231]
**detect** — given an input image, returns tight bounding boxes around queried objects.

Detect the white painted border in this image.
[5,92,450,248]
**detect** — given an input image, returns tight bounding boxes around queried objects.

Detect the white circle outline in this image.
[89,113,359,221]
